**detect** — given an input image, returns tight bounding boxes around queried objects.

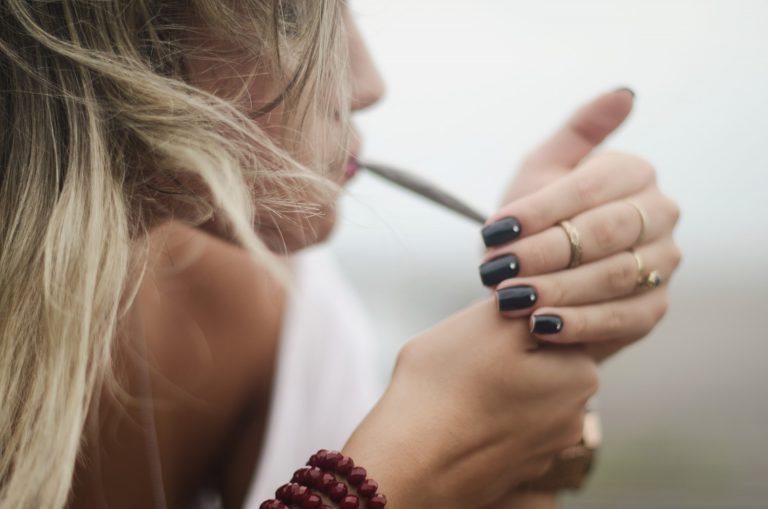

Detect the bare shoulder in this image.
[71,222,286,508]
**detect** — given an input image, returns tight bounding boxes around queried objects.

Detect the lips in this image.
[342,128,362,181]
[345,157,360,178]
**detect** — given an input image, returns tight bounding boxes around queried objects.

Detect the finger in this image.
[528,287,670,344]
[499,88,636,203]
[483,189,678,278]
[520,88,635,174]
[483,151,655,245]
[494,237,681,318]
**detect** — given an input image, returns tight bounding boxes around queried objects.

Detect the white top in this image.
[242,246,382,507]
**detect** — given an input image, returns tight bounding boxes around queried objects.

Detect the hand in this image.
[343,299,598,509]
[485,89,671,509]
[481,89,681,362]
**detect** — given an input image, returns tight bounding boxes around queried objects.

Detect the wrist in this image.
[341,387,444,508]
[342,432,433,508]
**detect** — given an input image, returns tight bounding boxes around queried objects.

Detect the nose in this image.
[346,12,385,112]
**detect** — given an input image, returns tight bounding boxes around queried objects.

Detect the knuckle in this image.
[606,256,636,294]
[590,214,624,253]
[636,158,657,183]
[564,417,586,448]
[525,240,554,272]
[522,201,546,233]
[655,292,670,321]
[573,174,602,207]
[590,220,615,252]
[546,279,566,306]
[571,115,607,146]
[638,295,668,335]
[569,312,589,338]
[665,197,682,224]
[531,457,555,479]
[573,357,600,398]
[597,150,656,183]
[605,308,626,335]
[670,244,683,269]
[395,340,419,372]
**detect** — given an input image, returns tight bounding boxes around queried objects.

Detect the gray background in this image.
[329,1,768,507]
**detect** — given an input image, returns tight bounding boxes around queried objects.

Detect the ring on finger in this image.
[629,248,663,289]
[558,220,583,268]
[625,200,649,246]
[643,270,663,288]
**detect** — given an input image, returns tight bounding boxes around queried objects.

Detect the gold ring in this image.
[629,248,644,286]
[644,270,663,288]
[625,200,648,246]
[558,220,583,268]
[629,249,663,289]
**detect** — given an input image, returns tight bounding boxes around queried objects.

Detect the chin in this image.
[258,206,338,254]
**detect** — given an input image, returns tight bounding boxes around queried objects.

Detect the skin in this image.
[71,4,681,509]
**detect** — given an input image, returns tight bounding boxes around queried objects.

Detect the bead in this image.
[301,494,322,509]
[313,449,329,467]
[260,499,287,509]
[366,494,387,509]
[339,495,360,509]
[307,454,318,467]
[292,467,311,484]
[306,466,324,488]
[275,484,292,503]
[289,483,310,504]
[319,506,333,509]
[324,450,342,470]
[328,482,348,502]
[335,455,354,474]
[318,472,336,492]
[347,467,367,486]
[358,479,378,498]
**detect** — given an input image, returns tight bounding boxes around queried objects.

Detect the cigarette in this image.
[357,160,487,225]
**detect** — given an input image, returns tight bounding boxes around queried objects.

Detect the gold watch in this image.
[521,410,602,492]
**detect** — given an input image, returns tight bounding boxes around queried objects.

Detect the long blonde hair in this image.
[0,1,349,507]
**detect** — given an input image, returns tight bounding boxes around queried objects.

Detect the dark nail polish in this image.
[497,285,537,312]
[614,86,636,98]
[479,254,520,287]
[530,314,563,335]
[482,217,522,247]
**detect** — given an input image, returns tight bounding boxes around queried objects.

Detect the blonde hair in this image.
[0,1,349,507]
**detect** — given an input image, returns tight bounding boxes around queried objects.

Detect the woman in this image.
[0,1,680,508]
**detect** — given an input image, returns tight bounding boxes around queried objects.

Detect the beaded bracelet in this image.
[259,450,387,509]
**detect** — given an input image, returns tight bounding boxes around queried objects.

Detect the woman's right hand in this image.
[342,298,598,509]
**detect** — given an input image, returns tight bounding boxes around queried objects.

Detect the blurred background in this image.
[328,1,768,508]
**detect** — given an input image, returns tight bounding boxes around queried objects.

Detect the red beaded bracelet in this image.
[259,450,387,509]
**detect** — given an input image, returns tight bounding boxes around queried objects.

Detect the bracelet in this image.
[259,449,388,509]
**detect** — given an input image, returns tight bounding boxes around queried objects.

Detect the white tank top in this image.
[242,246,382,507]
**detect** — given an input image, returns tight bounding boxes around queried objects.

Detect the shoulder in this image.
[140,221,287,396]
[72,222,287,508]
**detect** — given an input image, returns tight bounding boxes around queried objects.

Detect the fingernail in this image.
[479,254,520,287]
[530,314,564,335]
[614,86,636,98]
[482,217,522,247]
[497,285,537,312]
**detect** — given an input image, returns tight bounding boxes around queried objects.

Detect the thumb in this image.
[521,87,635,173]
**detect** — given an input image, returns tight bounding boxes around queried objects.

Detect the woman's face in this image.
[185,4,385,252]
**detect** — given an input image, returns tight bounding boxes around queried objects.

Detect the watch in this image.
[521,410,602,492]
